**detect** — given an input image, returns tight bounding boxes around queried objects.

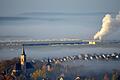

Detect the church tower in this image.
[20,46,26,76]
[46,58,52,71]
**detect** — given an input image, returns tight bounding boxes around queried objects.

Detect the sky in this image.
[0,0,120,40]
[0,0,120,16]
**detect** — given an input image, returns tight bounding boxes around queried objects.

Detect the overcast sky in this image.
[0,0,120,40]
[0,0,120,16]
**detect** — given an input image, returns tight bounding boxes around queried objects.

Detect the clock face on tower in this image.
[21,55,25,65]
[22,58,24,62]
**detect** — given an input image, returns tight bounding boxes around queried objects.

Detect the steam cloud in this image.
[94,12,120,40]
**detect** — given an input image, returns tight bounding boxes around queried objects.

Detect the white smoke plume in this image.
[94,12,120,40]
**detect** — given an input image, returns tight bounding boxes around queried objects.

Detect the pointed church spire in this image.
[48,58,50,64]
[22,45,26,56]
[20,44,26,65]
[47,58,52,71]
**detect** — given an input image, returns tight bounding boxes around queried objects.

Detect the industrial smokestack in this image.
[94,12,120,40]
